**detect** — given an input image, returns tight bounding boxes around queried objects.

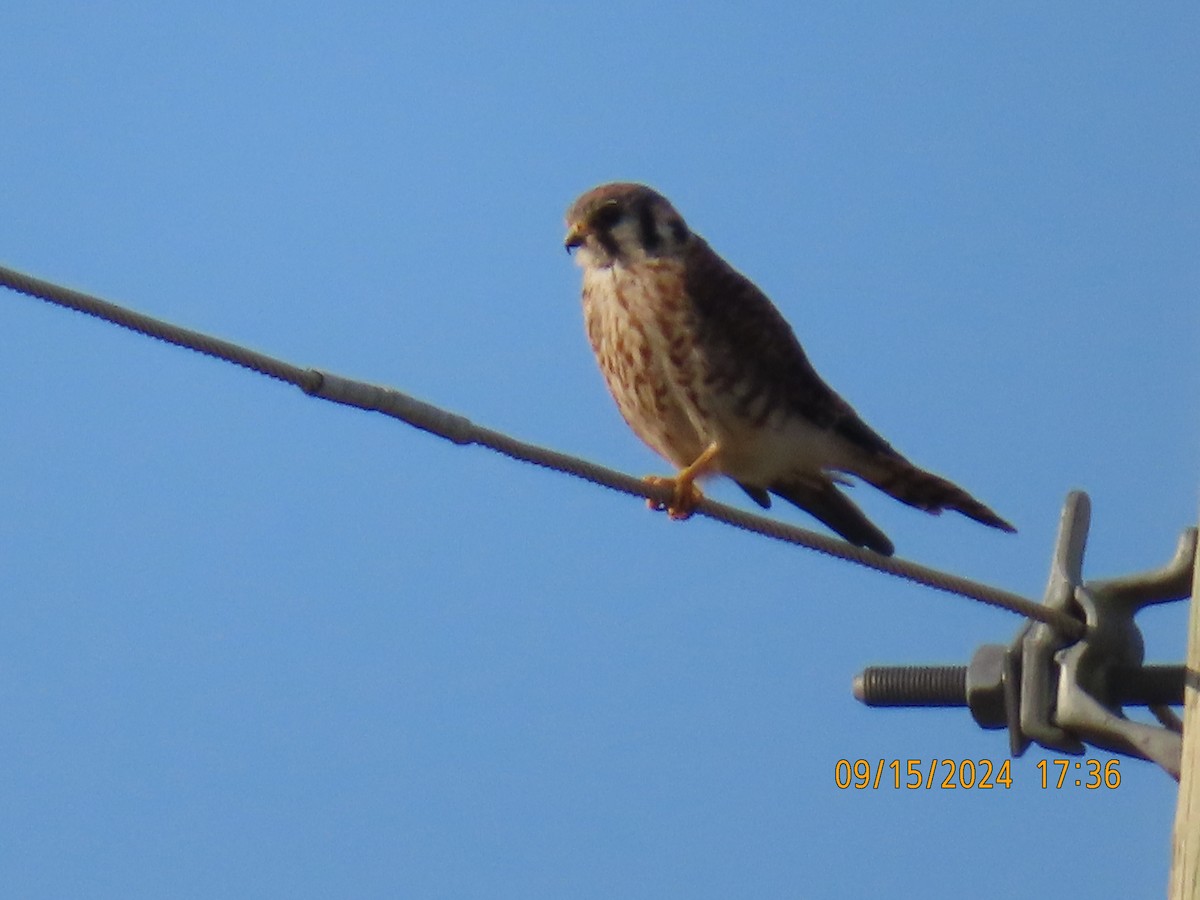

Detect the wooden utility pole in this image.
[1169,527,1200,898]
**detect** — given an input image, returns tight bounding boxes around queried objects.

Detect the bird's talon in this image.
[643,475,702,520]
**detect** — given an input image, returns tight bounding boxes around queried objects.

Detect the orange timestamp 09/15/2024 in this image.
[834,758,1013,790]
[833,758,1123,790]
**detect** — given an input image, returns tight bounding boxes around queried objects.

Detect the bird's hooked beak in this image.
[564,221,587,253]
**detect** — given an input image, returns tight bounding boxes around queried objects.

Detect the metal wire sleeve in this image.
[0,263,1084,640]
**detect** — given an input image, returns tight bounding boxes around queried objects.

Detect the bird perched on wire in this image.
[563,182,1014,556]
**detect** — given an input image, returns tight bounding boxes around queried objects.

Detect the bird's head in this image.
[564,182,692,269]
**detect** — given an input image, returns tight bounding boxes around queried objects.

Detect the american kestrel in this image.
[564,182,1014,556]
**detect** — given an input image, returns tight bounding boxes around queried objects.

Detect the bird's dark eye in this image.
[668,217,688,243]
[590,202,623,230]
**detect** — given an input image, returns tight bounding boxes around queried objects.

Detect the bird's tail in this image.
[767,478,896,556]
[859,456,1015,533]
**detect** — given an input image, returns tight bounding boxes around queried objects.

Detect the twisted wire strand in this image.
[0,262,1084,640]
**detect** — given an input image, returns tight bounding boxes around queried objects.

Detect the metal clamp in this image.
[1052,495,1194,776]
[854,491,1197,779]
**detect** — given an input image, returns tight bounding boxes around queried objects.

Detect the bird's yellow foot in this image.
[643,474,705,520]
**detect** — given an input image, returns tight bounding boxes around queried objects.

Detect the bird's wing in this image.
[682,237,897,459]
[770,476,895,555]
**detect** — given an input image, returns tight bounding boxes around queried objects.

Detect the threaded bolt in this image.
[853,665,968,707]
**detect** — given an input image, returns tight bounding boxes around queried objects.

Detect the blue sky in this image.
[2,3,1197,897]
